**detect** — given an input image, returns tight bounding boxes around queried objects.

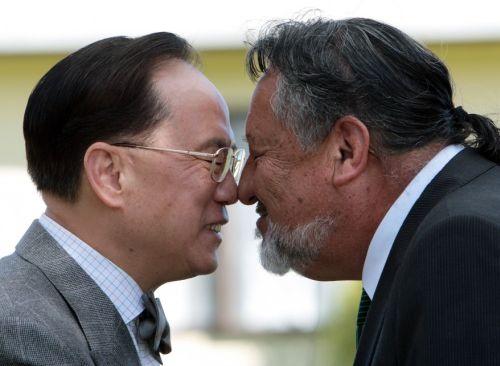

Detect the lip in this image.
[205,218,228,241]
[207,218,228,228]
[256,201,267,216]
[203,225,224,247]
[255,201,269,235]
[207,228,223,243]
[256,215,268,235]
[207,206,229,231]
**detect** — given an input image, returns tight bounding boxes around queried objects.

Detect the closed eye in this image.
[251,151,264,163]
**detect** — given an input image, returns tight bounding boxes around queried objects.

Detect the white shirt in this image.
[39,214,160,366]
[362,144,464,300]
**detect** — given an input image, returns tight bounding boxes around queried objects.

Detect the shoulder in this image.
[415,160,500,244]
[395,169,500,323]
[0,254,92,364]
[406,213,500,275]
[0,315,94,365]
[405,168,500,277]
[397,205,500,314]
[0,253,67,317]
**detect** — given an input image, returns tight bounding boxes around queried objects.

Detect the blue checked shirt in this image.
[39,214,161,366]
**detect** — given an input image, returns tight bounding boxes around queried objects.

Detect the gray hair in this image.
[257,216,335,275]
[247,17,500,161]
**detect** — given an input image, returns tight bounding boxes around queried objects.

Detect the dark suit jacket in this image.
[355,148,500,366]
[0,221,141,366]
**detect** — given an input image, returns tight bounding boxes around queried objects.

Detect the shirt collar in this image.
[38,214,144,324]
[362,144,464,299]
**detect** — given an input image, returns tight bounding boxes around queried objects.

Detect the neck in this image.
[354,142,448,274]
[306,142,446,281]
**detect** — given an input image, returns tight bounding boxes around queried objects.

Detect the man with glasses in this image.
[238,18,500,365]
[0,32,244,365]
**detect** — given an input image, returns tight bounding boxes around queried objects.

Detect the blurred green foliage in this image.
[318,281,361,365]
[211,281,362,366]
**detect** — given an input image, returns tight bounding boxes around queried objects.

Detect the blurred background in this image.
[1,1,499,365]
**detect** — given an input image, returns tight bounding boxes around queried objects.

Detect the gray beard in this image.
[256,216,335,275]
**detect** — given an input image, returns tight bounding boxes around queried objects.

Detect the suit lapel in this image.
[354,148,496,365]
[16,221,141,366]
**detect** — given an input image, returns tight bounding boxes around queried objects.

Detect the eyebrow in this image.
[197,137,237,151]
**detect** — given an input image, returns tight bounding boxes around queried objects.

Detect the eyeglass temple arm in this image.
[112,142,243,161]
[112,143,217,158]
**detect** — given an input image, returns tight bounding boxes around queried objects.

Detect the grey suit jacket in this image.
[0,220,141,366]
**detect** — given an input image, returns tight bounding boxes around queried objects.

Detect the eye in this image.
[251,151,263,164]
[248,145,266,165]
[214,156,224,166]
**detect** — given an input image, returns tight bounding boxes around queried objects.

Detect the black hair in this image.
[246,18,500,162]
[24,32,197,201]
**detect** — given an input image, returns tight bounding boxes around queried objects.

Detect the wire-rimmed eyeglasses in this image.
[111,142,246,183]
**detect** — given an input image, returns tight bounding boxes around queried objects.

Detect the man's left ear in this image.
[327,115,371,186]
[83,142,125,208]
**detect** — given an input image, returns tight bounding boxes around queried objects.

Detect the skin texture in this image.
[238,72,442,281]
[44,60,238,291]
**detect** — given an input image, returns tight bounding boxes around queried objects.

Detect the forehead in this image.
[151,60,234,148]
[246,73,289,146]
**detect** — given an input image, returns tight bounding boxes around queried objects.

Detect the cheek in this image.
[162,176,217,223]
[156,162,214,200]
[261,163,323,223]
[256,160,293,208]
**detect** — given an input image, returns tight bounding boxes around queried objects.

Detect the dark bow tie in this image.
[137,291,171,363]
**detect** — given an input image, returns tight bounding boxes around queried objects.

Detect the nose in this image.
[237,162,258,205]
[214,172,238,205]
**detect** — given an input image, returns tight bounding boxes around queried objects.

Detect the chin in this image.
[191,255,219,276]
[197,263,218,275]
[293,261,331,281]
[162,257,218,283]
[298,264,353,281]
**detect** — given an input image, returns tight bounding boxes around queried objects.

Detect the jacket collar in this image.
[16,220,141,366]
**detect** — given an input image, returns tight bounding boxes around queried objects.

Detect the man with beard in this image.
[238,18,500,365]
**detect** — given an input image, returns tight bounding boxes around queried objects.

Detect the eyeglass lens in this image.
[211,148,245,182]
[232,149,245,181]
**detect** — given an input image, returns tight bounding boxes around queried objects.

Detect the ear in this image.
[83,142,125,208]
[328,115,371,186]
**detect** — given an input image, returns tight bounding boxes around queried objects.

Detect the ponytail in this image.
[452,106,500,164]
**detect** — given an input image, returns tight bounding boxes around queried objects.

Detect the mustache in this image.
[256,201,268,216]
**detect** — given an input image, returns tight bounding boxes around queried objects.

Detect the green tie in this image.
[356,288,372,347]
